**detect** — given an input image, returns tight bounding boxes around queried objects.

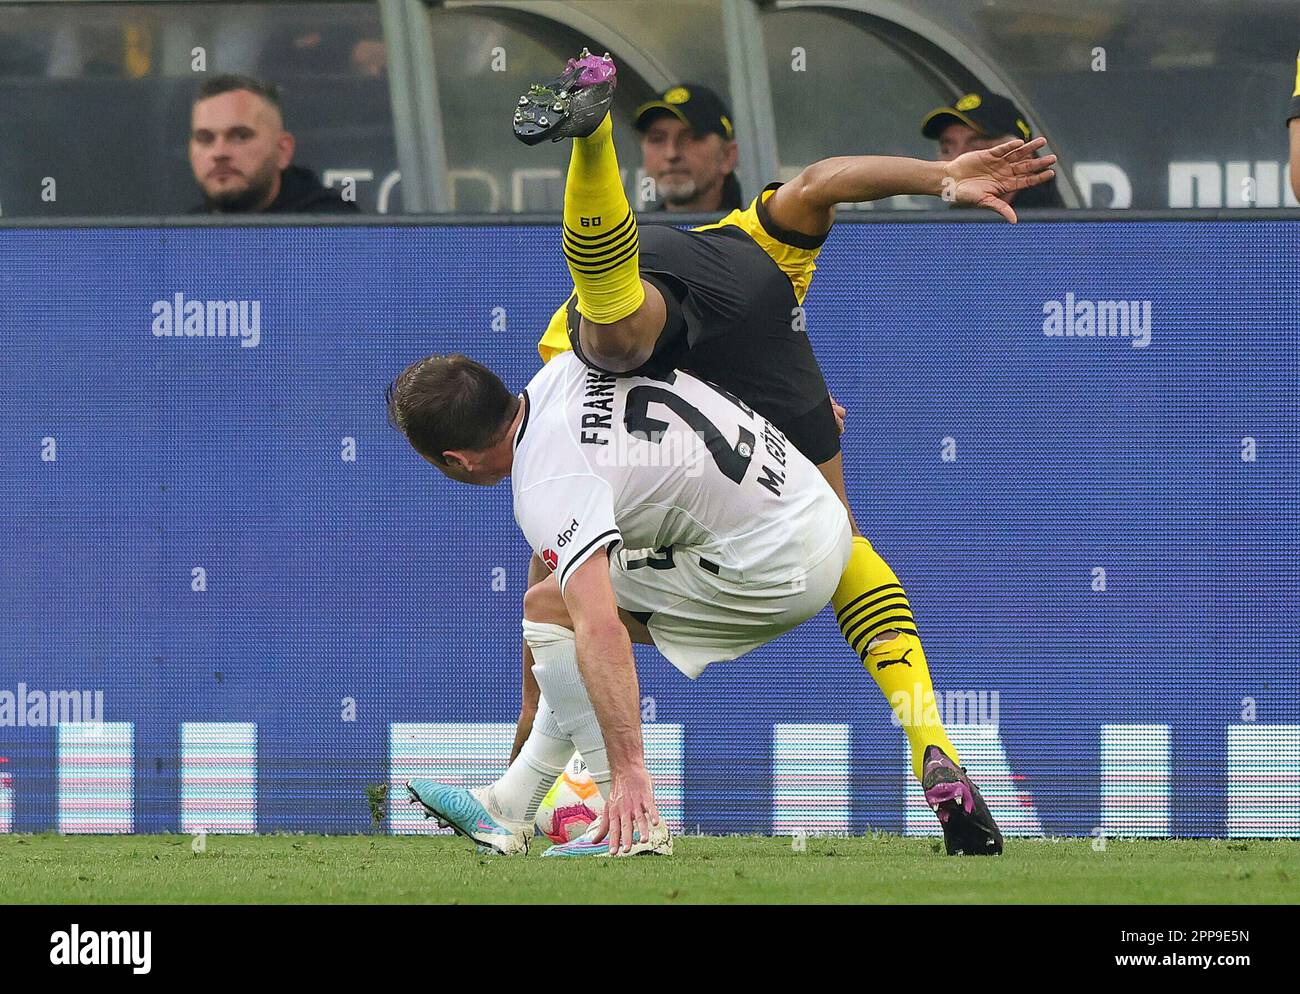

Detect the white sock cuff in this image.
[522,618,576,650]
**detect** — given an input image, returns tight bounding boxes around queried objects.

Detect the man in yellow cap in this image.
[634,83,743,213]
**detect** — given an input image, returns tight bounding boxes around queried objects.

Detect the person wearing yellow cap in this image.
[634,83,743,213]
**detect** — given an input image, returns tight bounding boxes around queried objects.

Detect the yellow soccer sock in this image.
[832,535,959,779]
[562,112,644,324]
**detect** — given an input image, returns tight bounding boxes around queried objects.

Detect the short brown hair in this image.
[386,354,518,463]
[194,74,282,111]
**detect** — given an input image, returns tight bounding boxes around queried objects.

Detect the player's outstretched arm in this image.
[562,550,661,853]
[766,137,1057,232]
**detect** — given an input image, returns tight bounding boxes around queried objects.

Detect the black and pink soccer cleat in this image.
[922,745,1004,856]
[513,48,618,145]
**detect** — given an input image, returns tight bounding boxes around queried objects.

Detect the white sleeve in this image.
[516,473,621,595]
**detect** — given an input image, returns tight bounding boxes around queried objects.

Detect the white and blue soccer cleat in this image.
[540,820,673,858]
[405,779,530,856]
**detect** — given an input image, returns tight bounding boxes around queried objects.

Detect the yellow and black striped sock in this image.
[832,535,959,779]
[562,112,644,324]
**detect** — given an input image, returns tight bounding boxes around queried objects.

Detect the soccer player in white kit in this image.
[387,350,851,855]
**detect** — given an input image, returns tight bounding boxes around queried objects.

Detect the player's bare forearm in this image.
[804,155,947,205]
[521,552,548,712]
[558,555,658,854]
[562,553,648,774]
[509,634,540,762]
[572,618,645,771]
[518,639,541,720]
[770,138,1055,232]
[509,552,550,762]
[509,706,535,764]
[768,156,946,237]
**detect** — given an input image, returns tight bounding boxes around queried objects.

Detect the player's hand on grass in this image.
[830,395,846,435]
[593,764,661,855]
[943,136,1057,223]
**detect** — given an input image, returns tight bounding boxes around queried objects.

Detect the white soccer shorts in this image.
[609,514,852,679]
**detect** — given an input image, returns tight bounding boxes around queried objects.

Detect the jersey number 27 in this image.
[623,385,756,484]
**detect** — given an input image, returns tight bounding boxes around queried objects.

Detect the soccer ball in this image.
[535,753,604,844]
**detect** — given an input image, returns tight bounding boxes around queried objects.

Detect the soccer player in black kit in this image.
[509,50,1055,855]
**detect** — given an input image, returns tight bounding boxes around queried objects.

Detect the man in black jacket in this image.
[188,74,358,214]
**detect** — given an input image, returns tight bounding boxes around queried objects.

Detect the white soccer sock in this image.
[488,696,573,823]
[522,619,612,799]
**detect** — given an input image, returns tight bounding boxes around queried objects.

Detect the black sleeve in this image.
[754,182,830,250]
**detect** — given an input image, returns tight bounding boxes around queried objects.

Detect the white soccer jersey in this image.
[512,352,847,594]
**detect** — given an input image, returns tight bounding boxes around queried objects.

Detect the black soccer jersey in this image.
[537,183,841,465]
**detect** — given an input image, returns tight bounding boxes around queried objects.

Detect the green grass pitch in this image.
[1,834,1296,904]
